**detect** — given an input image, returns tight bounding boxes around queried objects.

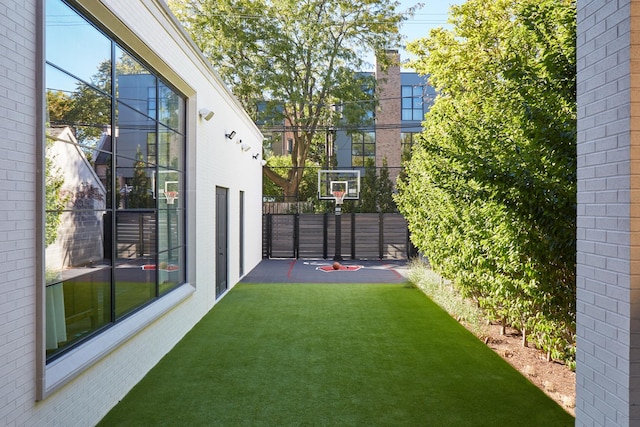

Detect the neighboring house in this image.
[45,126,107,272]
[1,0,262,425]
[263,50,434,185]
[334,50,435,184]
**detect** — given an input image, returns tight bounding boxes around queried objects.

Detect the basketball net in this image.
[165,191,178,205]
[332,190,345,205]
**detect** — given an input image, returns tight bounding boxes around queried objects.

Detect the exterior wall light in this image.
[199,108,214,121]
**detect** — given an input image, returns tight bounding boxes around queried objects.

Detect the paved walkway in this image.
[240,258,410,284]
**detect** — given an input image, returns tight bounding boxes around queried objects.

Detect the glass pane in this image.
[92,150,113,209]
[158,247,184,295]
[46,0,111,90]
[115,102,156,162]
[413,110,424,121]
[364,132,376,144]
[402,97,412,109]
[352,157,364,167]
[158,81,185,133]
[157,168,182,207]
[45,268,111,359]
[116,162,155,209]
[45,130,109,260]
[115,102,156,209]
[114,211,157,318]
[158,127,184,169]
[115,47,155,117]
[402,110,413,121]
[413,96,422,109]
[46,65,111,149]
[115,211,157,260]
[401,86,412,97]
[364,143,376,156]
[115,264,156,319]
[158,207,183,252]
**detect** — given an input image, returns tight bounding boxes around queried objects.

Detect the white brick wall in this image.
[576,0,638,425]
[0,0,263,425]
[0,1,38,426]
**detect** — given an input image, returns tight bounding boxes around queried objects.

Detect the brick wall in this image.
[375,50,402,182]
[0,0,39,425]
[576,0,638,425]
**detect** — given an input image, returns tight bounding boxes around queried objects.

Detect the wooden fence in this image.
[263,213,413,260]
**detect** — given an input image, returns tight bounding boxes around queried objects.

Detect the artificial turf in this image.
[98,283,574,426]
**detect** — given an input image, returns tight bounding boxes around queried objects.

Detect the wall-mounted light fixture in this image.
[225,130,236,140]
[261,159,267,166]
[252,153,260,159]
[199,108,215,121]
[240,143,251,152]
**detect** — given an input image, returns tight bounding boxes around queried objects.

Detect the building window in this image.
[401,85,426,121]
[401,132,420,158]
[44,0,186,361]
[351,131,375,167]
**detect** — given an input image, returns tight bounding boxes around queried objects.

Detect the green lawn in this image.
[98,283,574,426]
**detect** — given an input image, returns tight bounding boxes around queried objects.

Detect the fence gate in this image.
[263,213,411,260]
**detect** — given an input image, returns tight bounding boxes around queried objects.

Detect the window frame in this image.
[401,85,426,122]
[42,0,188,365]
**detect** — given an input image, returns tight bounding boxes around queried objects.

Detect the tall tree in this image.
[170,0,411,198]
[377,157,396,213]
[127,147,152,209]
[396,0,576,361]
[359,158,378,213]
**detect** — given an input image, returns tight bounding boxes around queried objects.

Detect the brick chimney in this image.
[375,50,401,182]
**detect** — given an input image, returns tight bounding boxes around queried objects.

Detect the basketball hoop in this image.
[164,191,178,205]
[332,190,345,205]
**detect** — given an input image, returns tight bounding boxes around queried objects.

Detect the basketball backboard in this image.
[318,170,360,200]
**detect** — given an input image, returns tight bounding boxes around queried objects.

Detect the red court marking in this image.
[141,264,179,271]
[287,259,297,279]
[317,265,363,272]
[379,261,403,279]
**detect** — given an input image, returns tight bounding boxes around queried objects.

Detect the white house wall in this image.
[0,0,263,425]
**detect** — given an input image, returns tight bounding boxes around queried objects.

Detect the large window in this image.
[351,131,375,167]
[44,0,186,361]
[401,85,426,121]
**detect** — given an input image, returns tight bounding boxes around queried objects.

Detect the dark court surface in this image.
[240,258,409,284]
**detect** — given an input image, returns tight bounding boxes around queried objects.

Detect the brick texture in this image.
[0,1,38,426]
[576,0,638,425]
[375,50,402,183]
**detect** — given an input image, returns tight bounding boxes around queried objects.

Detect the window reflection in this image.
[159,81,185,132]
[159,204,183,252]
[351,131,376,167]
[46,268,111,356]
[158,247,184,295]
[46,65,111,149]
[114,265,156,319]
[158,127,184,169]
[116,47,155,117]
[45,0,186,361]
[46,0,111,88]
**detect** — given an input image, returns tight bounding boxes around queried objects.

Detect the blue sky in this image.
[391,0,466,69]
